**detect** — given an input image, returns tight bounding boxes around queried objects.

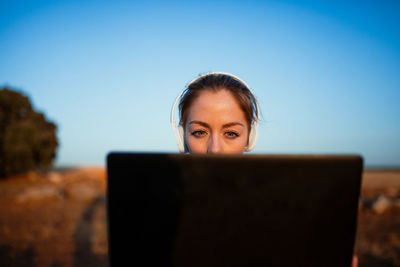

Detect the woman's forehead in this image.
[187,90,247,125]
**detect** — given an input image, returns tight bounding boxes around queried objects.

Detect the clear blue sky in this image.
[1,0,399,167]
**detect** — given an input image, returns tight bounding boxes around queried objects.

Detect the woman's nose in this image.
[207,134,222,154]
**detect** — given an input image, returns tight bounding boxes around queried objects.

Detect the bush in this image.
[0,87,58,177]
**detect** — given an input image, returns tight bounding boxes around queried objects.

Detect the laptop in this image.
[106,153,363,267]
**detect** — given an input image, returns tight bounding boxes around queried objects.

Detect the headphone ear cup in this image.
[177,125,185,152]
[246,124,258,152]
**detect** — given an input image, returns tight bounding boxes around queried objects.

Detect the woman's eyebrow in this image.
[188,121,210,128]
[222,122,245,128]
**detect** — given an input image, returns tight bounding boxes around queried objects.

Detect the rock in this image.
[372,195,392,214]
[15,186,63,203]
[47,172,62,184]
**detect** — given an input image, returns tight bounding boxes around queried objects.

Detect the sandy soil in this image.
[0,168,399,267]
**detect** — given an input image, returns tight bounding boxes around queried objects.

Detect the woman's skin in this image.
[183,87,359,267]
[184,89,249,154]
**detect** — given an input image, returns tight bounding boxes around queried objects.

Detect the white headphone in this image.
[170,72,260,153]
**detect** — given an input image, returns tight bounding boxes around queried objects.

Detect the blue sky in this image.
[0,0,399,167]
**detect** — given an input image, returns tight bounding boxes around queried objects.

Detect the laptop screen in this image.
[107,153,362,267]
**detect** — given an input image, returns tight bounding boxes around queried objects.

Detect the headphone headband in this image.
[171,72,259,152]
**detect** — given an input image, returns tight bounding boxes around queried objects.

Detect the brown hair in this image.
[178,73,259,130]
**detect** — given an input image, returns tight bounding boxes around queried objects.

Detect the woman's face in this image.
[184,89,249,154]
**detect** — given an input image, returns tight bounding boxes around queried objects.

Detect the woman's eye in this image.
[225,131,239,138]
[191,130,207,138]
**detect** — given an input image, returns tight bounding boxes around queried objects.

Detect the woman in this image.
[171,72,259,154]
[171,72,358,267]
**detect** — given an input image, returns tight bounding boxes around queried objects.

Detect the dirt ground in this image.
[355,170,400,267]
[0,168,399,267]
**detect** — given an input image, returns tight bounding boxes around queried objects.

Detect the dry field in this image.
[0,168,399,267]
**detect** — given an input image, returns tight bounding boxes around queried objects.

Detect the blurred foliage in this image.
[0,87,58,177]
